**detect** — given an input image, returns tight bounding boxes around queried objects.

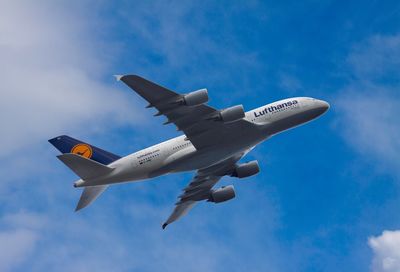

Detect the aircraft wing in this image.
[117,75,254,149]
[162,153,245,229]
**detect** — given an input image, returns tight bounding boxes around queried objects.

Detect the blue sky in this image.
[1,1,400,271]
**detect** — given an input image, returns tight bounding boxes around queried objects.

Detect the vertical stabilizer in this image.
[49,135,121,165]
[49,135,121,211]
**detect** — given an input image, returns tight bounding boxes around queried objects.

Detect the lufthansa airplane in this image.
[49,75,329,228]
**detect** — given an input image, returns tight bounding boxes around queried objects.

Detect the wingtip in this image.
[162,223,168,229]
[48,135,63,144]
[113,74,124,81]
[75,202,86,212]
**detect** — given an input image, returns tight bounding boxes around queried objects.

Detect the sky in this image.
[1,0,400,271]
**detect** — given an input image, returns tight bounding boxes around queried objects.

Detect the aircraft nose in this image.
[319,100,330,111]
[314,99,330,115]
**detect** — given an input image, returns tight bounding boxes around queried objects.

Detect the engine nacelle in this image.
[209,185,236,203]
[183,89,209,106]
[219,105,245,123]
[232,160,260,178]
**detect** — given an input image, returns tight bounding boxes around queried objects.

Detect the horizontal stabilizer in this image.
[57,153,114,180]
[75,185,108,211]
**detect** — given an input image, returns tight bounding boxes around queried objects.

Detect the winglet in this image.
[162,223,168,229]
[113,74,124,81]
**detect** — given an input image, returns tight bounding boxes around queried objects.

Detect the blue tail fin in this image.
[48,135,121,165]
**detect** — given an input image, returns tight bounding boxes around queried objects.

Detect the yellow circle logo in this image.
[71,144,93,159]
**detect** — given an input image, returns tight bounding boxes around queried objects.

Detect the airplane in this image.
[49,75,329,229]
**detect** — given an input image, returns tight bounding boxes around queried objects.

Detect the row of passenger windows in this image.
[172,142,191,150]
[138,153,160,164]
[250,107,295,122]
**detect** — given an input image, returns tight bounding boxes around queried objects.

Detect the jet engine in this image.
[219,105,245,123]
[231,160,260,178]
[209,185,236,203]
[183,89,209,106]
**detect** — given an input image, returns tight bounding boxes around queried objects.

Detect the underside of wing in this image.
[162,201,196,229]
[162,154,245,229]
[117,75,255,149]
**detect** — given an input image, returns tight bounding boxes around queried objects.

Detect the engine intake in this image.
[209,185,236,203]
[219,105,245,123]
[183,89,208,106]
[232,160,260,178]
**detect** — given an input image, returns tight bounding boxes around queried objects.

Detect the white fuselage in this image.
[75,97,329,187]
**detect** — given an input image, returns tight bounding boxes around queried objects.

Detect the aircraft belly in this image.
[171,125,266,171]
[264,107,327,135]
[172,151,219,171]
[89,121,267,184]
[171,142,256,172]
[90,155,164,185]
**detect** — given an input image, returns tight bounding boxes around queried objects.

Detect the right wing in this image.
[117,75,255,149]
[162,153,246,229]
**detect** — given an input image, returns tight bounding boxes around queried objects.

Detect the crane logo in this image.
[71,143,93,159]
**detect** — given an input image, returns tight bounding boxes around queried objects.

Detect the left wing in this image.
[162,153,245,229]
[117,75,255,149]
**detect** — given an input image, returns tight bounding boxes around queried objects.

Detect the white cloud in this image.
[0,0,144,158]
[0,2,147,268]
[0,191,281,272]
[336,85,400,173]
[0,2,283,272]
[369,230,400,272]
[347,35,400,80]
[335,34,400,176]
[0,211,45,272]
[339,36,400,270]
[0,229,38,272]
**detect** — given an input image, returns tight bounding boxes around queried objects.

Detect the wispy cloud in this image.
[0,0,145,158]
[335,34,400,177]
[0,212,45,272]
[347,35,400,81]
[0,2,284,271]
[0,1,147,269]
[0,184,282,272]
[369,230,400,272]
[334,33,400,272]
